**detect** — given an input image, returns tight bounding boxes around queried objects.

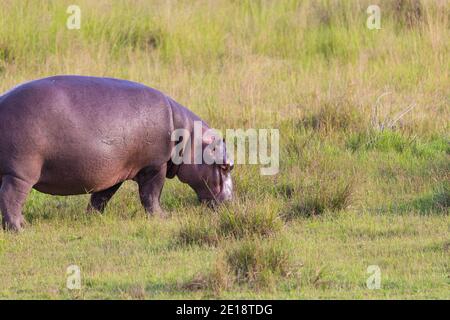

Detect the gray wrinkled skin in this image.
[0,75,233,231]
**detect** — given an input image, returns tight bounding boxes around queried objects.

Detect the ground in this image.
[0,0,448,299]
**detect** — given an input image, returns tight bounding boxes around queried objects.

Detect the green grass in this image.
[177,199,283,246]
[0,0,449,299]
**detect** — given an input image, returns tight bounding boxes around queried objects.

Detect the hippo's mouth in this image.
[211,171,233,204]
[220,172,233,201]
[198,173,233,206]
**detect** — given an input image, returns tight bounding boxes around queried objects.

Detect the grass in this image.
[176,200,283,246]
[223,237,293,285]
[0,0,449,299]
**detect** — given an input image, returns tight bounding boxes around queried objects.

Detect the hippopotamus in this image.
[0,75,233,231]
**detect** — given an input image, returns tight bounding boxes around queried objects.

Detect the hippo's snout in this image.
[220,172,233,201]
[199,172,233,208]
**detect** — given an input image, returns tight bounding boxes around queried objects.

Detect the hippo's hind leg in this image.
[87,182,123,213]
[136,165,166,217]
[0,175,34,231]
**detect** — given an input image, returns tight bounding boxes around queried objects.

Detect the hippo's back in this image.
[0,76,174,195]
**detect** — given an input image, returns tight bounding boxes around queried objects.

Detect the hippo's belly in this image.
[33,146,151,195]
[33,163,140,196]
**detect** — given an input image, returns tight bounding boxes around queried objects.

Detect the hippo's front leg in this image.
[136,165,167,218]
[0,175,33,231]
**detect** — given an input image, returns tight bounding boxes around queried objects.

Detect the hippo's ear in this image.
[166,161,179,179]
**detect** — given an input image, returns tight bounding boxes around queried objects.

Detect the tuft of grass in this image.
[123,284,147,300]
[392,0,424,29]
[182,257,233,295]
[408,182,450,213]
[287,182,353,218]
[282,172,354,218]
[300,98,365,133]
[177,212,219,247]
[432,183,450,211]
[223,237,293,288]
[176,200,283,247]
[217,200,283,239]
[184,237,293,293]
[0,43,14,63]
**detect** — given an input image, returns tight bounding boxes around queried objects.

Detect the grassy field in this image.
[0,0,449,299]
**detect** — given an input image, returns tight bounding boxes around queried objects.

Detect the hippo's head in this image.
[167,135,234,206]
[177,160,234,205]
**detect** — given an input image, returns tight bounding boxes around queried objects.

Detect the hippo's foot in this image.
[145,206,168,219]
[2,214,26,232]
[0,175,34,232]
